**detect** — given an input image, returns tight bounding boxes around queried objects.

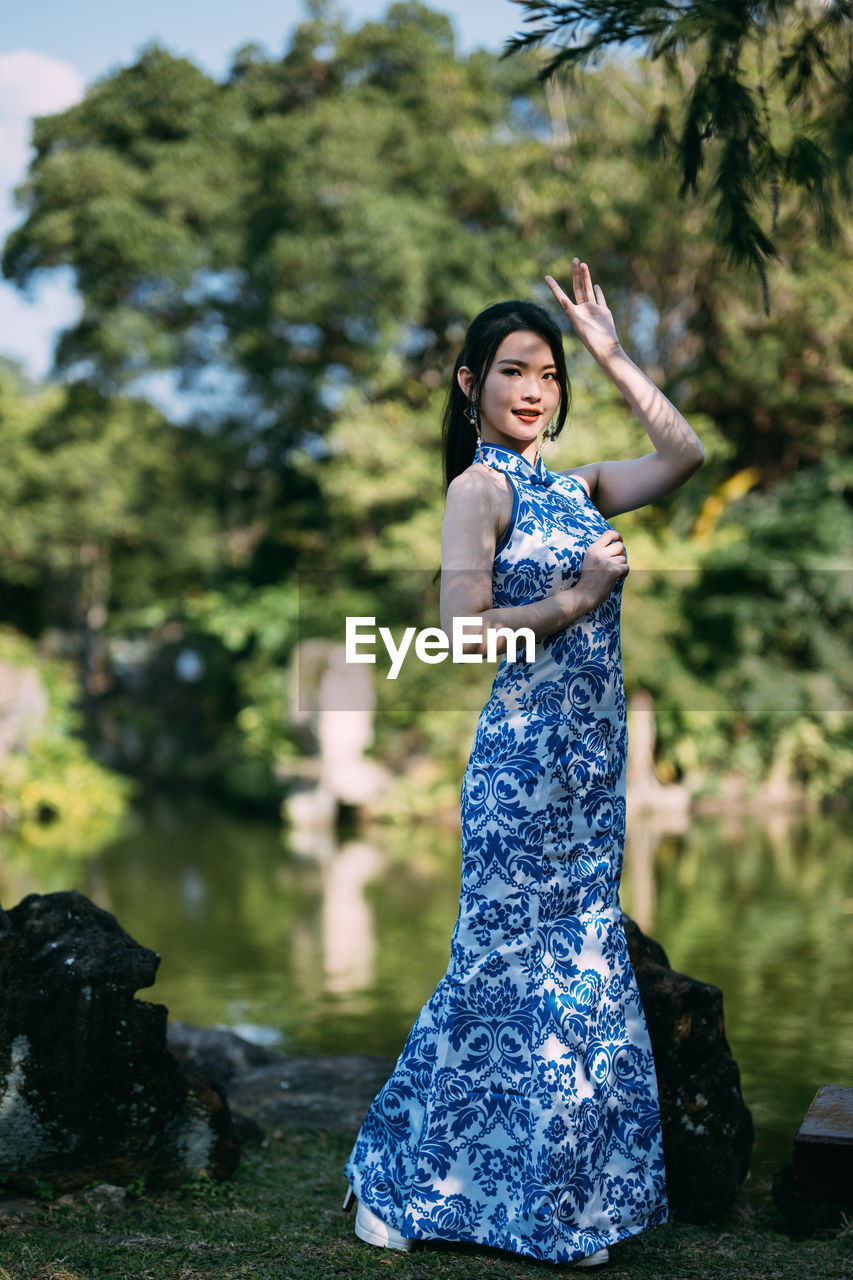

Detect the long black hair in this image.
[440,299,571,492]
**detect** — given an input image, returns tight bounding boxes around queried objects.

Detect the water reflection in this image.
[322,841,380,993]
[1,796,850,1188]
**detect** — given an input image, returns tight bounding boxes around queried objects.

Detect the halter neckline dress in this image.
[344,439,668,1265]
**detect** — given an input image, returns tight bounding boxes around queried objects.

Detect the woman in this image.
[342,260,705,1268]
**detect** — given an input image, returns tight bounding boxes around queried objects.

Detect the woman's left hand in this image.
[545,259,622,365]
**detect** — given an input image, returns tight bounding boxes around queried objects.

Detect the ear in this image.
[457,365,474,400]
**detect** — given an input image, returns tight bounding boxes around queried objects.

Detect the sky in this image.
[0,0,527,382]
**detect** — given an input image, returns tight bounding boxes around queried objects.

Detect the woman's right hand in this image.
[575,528,629,609]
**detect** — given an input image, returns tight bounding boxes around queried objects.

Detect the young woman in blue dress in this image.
[343,259,705,1267]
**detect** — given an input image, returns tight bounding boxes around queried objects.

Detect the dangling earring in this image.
[534,421,554,467]
[468,400,484,464]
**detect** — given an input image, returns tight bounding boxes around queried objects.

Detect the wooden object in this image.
[793,1086,853,1203]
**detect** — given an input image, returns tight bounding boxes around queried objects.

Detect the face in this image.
[458,330,561,457]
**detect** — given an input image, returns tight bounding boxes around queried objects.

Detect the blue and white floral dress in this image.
[343,440,668,1264]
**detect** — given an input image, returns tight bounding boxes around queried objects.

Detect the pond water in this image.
[2,795,851,1198]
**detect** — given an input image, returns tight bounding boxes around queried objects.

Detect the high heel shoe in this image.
[354,1200,414,1250]
[342,1187,414,1250]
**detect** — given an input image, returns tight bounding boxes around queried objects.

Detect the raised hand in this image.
[545,259,622,365]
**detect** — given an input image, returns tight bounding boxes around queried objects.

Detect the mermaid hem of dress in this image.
[342,1170,668,1265]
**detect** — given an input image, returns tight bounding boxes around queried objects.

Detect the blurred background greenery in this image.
[1,1,850,838]
[0,0,851,1185]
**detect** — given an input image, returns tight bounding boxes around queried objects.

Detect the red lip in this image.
[513,410,541,420]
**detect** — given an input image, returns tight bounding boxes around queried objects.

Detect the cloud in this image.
[0,51,84,376]
[0,270,80,380]
[0,49,85,195]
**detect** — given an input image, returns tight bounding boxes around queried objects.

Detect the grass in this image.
[0,1126,851,1280]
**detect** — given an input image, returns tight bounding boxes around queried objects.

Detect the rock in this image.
[0,1196,41,1225]
[164,1019,396,1136]
[224,1053,398,1136]
[166,1021,278,1148]
[229,1109,266,1148]
[166,1021,283,1096]
[55,1183,128,1214]
[0,905,24,979]
[0,891,241,1195]
[624,914,754,1223]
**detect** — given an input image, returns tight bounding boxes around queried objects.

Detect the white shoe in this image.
[353,1199,414,1250]
[575,1245,609,1267]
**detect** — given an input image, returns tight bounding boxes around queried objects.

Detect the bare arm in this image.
[439,467,626,657]
[546,261,705,519]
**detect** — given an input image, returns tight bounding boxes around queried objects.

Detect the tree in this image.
[0,368,224,734]
[2,2,849,806]
[507,1,853,305]
[2,5,553,460]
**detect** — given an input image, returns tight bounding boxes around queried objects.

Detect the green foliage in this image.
[175,1169,237,1203]
[0,2,850,812]
[182,583,303,805]
[507,1,853,305]
[673,458,853,800]
[124,1171,150,1200]
[0,627,133,854]
[0,371,222,596]
[1,6,551,446]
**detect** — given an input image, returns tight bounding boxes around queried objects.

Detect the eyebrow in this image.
[496,357,558,370]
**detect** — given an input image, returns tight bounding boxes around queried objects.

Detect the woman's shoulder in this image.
[447,460,513,505]
[444,463,514,548]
